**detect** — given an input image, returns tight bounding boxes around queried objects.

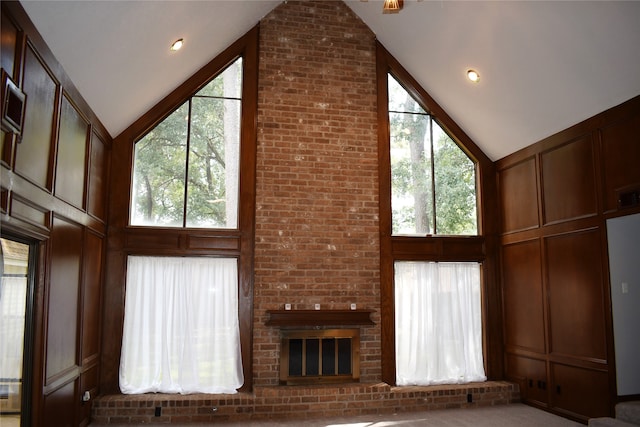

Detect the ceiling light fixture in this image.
[383,0,403,13]
[467,69,480,83]
[170,38,184,52]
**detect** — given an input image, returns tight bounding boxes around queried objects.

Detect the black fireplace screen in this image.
[280,329,360,385]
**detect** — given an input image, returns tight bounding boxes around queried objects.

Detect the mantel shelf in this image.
[265,309,375,327]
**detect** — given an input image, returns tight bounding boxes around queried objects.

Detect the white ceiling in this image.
[19,0,640,160]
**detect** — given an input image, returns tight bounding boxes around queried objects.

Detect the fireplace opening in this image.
[280,329,360,385]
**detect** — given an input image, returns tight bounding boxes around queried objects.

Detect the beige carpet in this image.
[0,415,21,427]
[91,403,584,426]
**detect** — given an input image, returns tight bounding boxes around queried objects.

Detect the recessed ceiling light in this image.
[467,69,480,83]
[170,38,184,52]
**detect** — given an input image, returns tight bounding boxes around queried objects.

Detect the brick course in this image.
[91,381,520,424]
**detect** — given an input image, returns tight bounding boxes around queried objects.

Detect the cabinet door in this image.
[551,363,610,420]
[505,354,548,405]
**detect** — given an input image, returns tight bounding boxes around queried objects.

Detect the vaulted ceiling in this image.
[19,0,640,160]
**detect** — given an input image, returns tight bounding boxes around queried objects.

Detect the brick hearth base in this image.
[91,381,520,424]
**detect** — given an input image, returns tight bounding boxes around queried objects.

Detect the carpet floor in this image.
[90,403,584,426]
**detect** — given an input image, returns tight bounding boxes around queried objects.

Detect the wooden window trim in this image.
[376,42,499,385]
[105,26,258,393]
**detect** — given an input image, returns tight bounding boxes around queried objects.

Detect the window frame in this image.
[376,42,497,385]
[387,73,479,236]
[108,27,259,393]
[129,60,243,229]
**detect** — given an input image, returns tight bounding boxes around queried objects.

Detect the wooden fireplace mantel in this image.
[265,309,375,327]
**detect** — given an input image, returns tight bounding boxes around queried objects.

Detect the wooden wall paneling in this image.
[501,239,546,354]
[551,362,610,421]
[9,193,50,231]
[497,95,640,420]
[498,157,539,233]
[43,380,76,427]
[505,353,548,405]
[81,229,103,362]
[0,187,7,213]
[0,9,17,78]
[1,11,18,166]
[545,229,607,362]
[30,239,48,427]
[45,215,82,385]
[0,4,113,425]
[87,130,108,221]
[541,135,598,224]
[600,114,640,213]
[79,365,99,425]
[55,93,89,209]
[14,43,58,189]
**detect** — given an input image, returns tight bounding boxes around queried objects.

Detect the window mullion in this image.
[183,99,193,228]
[429,116,436,235]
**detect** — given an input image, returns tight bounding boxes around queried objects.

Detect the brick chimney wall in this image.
[254,0,381,387]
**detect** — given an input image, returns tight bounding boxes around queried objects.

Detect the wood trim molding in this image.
[265,310,376,327]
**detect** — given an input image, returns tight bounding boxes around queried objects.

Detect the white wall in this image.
[607,212,640,396]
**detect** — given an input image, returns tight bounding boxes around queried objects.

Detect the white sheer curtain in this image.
[120,256,243,394]
[395,261,486,386]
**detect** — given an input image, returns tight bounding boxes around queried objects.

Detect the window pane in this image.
[389,74,434,235]
[187,94,240,228]
[390,111,433,235]
[388,74,478,236]
[433,121,478,235]
[130,58,242,229]
[196,58,243,99]
[130,103,188,227]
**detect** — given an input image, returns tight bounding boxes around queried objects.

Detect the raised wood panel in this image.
[499,157,538,233]
[14,45,57,189]
[545,229,607,361]
[1,11,17,78]
[502,239,545,353]
[187,234,240,250]
[541,135,597,224]
[0,13,18,166]
[505,354,548,405]
[55,94,88,209]
[391,236,484,261]
[125,231,180,249]
[88,131,107,220]
[9,193,49,230]
[81,230,103,360]
[551,363,610,420]
[1,132,8,166]
[79,365,99,425]
[0,187,7,213]
[46,216,82,382]
[601,114,640,212]
[43,380,76,427]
